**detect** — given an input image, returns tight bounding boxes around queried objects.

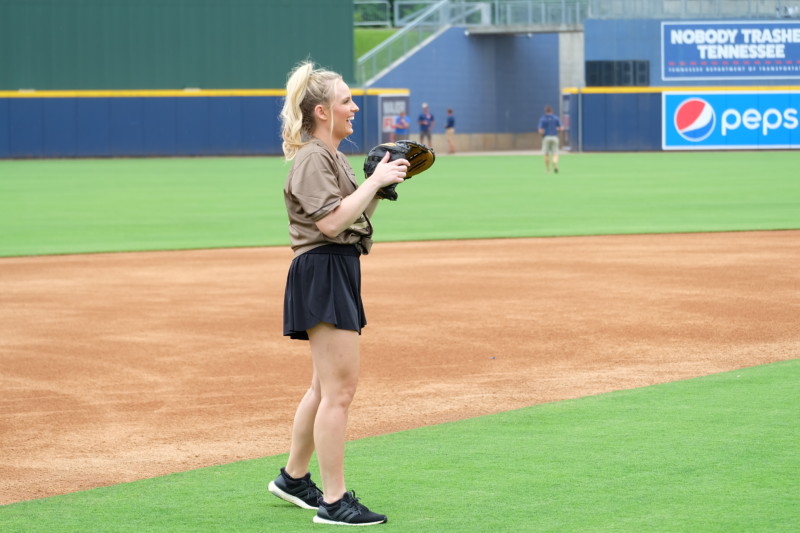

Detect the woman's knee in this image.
[323,376,358,408]
[305,383,322,407]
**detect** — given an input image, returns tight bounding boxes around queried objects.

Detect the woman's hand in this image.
[367,151,408,188]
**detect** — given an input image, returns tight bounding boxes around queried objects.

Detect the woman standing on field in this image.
[267,61,408,527]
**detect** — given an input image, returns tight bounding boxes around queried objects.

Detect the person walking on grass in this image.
[267,61,408,526]
[538,105,563,173]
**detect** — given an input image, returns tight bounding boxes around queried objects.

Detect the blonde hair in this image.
[280,61,342,160]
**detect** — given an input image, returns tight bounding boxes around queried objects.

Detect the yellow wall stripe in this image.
[562,86,800,94]
[0,88,410,98]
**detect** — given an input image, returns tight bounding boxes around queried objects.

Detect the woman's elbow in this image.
[315,219,341,238]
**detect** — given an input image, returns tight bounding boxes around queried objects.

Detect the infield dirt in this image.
[1,231,798,504]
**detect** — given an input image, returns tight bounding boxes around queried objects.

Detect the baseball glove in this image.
[363,140,435,201]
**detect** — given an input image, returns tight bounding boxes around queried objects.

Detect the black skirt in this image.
[283,244,366,340]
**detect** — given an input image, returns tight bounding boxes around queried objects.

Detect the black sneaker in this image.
[313,491,387,526]
[268,467,322,510]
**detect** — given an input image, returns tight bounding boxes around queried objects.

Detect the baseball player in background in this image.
[538,105,563,174]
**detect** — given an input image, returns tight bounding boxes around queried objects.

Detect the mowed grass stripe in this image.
[1,151,798,257]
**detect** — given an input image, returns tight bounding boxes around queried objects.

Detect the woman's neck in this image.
[312,129,339,154]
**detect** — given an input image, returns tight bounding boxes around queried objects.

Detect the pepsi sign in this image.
[662,91,800,150]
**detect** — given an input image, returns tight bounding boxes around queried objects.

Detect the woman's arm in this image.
[364,196,381,219]
[315,152,407,238]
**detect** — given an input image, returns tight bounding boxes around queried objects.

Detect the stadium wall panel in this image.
[572,90,666,151]
[0,91,398,158]
[0,0,354,90]
[0,99,9,155]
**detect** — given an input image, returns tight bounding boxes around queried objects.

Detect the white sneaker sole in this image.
[312,515,387,526]
[268,480,318,510]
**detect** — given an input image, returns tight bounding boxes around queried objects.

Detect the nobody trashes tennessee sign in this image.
[662,21,800,80]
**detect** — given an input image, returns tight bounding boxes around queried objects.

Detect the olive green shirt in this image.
[284,138,373,256]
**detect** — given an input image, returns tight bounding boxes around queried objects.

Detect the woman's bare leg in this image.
[307,322,360,504]
[284,368,321,479]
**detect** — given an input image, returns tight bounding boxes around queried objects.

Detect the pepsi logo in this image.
[674,98,715,141]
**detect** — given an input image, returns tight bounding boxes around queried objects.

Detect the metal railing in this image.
[356,1,586,85]
[356,0,794,31]
[356,0,453,85]
[354,0,392,27]
[493,1,588,26]
[587,0,791,19]
[393,1,587,26]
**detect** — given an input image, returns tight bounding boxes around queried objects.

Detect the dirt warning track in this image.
[1,231,797,504]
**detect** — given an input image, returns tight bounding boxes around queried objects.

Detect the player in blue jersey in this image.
[537,105,563,173]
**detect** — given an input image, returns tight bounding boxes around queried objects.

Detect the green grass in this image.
[379,151,800,240]
[0,157,285,257]
[2,360,797,532]
[1,151,798,257]
[1,151,797,530]
[355,28,397,61]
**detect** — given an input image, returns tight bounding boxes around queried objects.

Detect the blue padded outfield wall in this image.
[0,91,283,158]
[565,89,663,152]
[0,89,406,158]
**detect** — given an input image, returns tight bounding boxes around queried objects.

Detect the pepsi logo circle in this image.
[674,98,715,142]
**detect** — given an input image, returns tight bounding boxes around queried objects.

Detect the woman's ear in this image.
[314,104,327,121]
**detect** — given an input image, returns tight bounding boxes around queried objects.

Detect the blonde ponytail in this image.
[280,61,342,160]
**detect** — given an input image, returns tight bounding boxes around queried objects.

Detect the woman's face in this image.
[329,81,359,141]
